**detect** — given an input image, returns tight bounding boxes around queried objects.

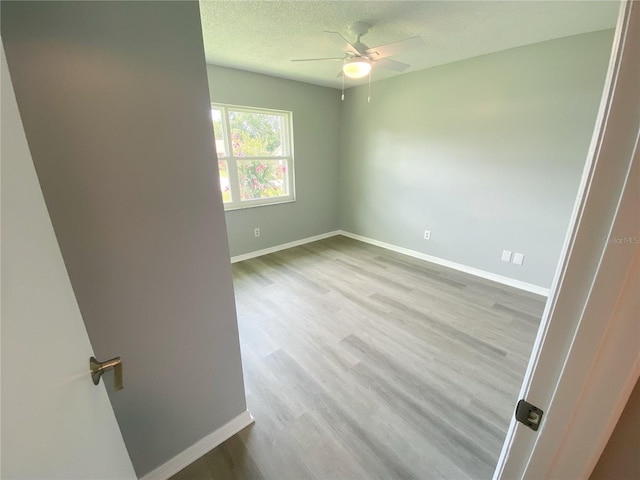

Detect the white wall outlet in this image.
[254,228,260,238]
[424,230,431,240]
[501,250,512,262]
[513,252,525,266]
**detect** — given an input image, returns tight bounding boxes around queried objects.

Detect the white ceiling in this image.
[199,1,619,89]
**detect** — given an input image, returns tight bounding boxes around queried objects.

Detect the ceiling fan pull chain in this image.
[368,69,372,103]
[341,60,345,101]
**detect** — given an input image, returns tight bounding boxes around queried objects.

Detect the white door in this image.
[495,1,640,478]
[1,41,136,480]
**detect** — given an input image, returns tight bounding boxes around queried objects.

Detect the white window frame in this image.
[212,103,295,210]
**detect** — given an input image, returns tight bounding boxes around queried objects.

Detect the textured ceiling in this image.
[199,1,619,89]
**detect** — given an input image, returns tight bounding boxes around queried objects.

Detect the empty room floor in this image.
[172,235,545,480]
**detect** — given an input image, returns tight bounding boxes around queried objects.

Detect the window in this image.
[211,104,295,210]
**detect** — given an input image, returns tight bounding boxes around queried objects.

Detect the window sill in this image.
[223,198,296,212]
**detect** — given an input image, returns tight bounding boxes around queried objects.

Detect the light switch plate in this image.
[501,250,512,262]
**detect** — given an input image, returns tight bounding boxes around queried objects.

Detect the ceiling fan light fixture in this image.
[343,57,371,79]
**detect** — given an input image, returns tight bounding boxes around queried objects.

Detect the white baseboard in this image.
[140,410,254,480]
[230,230,341,263]
[228,228,549,296]
[339,230,550,297]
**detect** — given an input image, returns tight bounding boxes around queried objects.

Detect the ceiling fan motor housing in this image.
[349,21,371,40]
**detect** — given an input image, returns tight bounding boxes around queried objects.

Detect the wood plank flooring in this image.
[171,236,545,480]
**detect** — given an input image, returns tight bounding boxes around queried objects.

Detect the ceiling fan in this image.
[292,22,425,81]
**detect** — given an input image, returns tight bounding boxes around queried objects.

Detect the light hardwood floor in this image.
[171,236,545,480]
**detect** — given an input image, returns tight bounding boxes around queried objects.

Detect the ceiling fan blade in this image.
[374,58,410,72]
[291,57,344,62]
[366,36,425,60]
[324,31,362,55]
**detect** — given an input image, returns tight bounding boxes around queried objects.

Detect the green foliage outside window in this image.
[212,105,293,208]
[237,159,287,200]
[229,111,283,157]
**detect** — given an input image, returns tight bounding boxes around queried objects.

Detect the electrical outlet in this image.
[513,252,525,266]
[424,230,431,240]
[254,228,260,238]
[501,250,512,262]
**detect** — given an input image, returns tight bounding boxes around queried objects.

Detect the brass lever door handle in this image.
[89,356,123,391]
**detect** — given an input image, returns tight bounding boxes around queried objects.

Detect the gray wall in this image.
[2,1,246,476]
[339,30,613,288]
[206,65,341,257]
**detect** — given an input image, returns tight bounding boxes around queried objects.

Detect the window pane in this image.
[218,159,232,203]
[211,108,227,157]
[237,160,289,201]
[229,111,285,157]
